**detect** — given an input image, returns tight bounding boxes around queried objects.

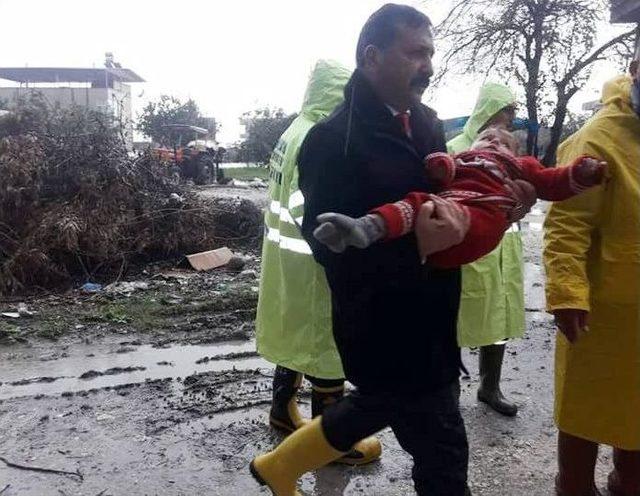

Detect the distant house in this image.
[0,62,144,148]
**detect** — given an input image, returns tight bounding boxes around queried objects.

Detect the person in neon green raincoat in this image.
[255,59,381,465]
[447,82,524,416]
[544,73,640,496]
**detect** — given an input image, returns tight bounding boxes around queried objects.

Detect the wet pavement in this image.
[0,203,617,495]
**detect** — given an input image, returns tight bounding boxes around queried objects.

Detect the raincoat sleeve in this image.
[544,141,607,312]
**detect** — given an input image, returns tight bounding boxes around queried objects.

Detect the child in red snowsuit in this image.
[313,127,606,269]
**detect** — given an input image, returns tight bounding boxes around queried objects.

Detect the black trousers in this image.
[322,381,470,496]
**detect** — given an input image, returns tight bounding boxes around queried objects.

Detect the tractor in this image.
[152,124,224,184]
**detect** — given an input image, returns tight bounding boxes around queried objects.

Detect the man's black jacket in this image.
[299,69,462,394]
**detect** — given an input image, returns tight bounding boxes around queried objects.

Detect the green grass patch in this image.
[223,166,269,181]
[156,287,258,317]
[84,296,166,331]
[0,324,21,340]
[36,320,67,340]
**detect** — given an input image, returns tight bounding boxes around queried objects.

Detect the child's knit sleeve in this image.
[370,192,432,240]
[518,155,593,202]
[424,152,456,187]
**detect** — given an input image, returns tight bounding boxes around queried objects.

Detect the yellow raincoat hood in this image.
[601,73,633,108]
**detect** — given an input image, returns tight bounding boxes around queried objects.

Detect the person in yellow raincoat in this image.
[448,83,525,417]
[544,71,640,495]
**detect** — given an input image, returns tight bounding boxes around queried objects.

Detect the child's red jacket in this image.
[371,150,591,269]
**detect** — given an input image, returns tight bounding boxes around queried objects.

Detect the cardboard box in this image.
[186,247,234,271]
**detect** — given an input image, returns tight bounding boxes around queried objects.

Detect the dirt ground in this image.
[0,194,616,496]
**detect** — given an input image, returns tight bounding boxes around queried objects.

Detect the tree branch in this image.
[560,29,635,85]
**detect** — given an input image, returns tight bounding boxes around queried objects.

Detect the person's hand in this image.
[553,308,589,344]
[415,197,470,263]
[504,178,536,222]
[314,213,386,253]
[574,157,607,187]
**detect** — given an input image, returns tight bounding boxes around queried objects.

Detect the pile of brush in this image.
[0,94,262,294]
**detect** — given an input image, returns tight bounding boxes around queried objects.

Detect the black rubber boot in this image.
[311,383,382,466]
[311,383,344,418]
[269,366,309,433]
[477,344,518,417]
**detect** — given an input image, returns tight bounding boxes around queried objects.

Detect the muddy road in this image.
[0,203,616,495]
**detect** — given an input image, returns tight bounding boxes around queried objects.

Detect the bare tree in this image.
[436,0,634,164]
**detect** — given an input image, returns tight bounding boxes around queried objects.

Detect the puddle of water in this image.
[0,341,270,400]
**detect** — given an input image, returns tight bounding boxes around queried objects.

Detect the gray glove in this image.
[313,213,387,253]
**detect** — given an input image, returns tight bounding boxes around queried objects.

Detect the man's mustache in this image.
[411,75,431,89]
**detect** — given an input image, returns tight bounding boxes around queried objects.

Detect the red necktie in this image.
[397,112,411,137]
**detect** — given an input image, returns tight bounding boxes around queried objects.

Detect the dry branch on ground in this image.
[0,95,262,294]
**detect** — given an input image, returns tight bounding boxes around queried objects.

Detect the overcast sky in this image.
[0,0,629,145]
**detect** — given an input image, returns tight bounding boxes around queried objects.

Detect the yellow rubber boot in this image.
[250,417,345,496]
[334,436,382,465]
[311,384,382,466]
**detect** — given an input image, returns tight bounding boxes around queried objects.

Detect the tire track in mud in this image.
[145,368,276,435]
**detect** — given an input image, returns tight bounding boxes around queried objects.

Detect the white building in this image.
[0,66,144,148]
